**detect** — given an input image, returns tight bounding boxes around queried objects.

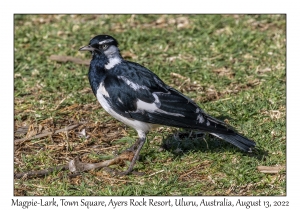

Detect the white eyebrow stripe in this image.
[99,39,114,45]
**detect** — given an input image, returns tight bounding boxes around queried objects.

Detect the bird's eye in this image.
[101,44,108,50]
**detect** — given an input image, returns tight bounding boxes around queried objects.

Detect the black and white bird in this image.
[79,35,256,175]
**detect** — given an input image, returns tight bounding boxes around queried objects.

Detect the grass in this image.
[14,14,286,196]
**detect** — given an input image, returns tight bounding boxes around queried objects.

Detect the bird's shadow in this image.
[160,130,268,161]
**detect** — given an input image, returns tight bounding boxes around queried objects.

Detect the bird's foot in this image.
[118,139,141,154]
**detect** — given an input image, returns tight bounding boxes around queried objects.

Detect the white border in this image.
[2,0,299,209]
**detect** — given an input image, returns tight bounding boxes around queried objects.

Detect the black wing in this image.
[103,61,233,134]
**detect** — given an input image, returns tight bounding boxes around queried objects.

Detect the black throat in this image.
[88,53,108,95]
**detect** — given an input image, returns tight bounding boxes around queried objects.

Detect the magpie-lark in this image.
[79,35,256,175]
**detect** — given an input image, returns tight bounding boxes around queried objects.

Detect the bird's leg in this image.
[126,138,141,152]
[118,137,146,176]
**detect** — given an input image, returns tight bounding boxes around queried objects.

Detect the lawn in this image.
[14,14,286,196]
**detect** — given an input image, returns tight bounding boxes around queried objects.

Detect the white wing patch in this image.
[136,93,184,117]
[136,99,158,113]
[118,76,148,90]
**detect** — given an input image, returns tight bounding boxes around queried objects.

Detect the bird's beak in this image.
[79,45,95,52]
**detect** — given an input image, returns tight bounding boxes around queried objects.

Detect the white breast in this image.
[96,82,157,134]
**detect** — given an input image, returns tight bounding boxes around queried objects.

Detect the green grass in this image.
[14,14,286,196]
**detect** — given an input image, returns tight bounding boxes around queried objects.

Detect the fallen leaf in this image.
[257,67,272,74]
[257,165,285,174]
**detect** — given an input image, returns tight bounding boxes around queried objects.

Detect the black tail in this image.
[211,132,256,152]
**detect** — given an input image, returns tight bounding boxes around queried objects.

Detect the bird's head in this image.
[80,35,123,69]
[79,35,119,56]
